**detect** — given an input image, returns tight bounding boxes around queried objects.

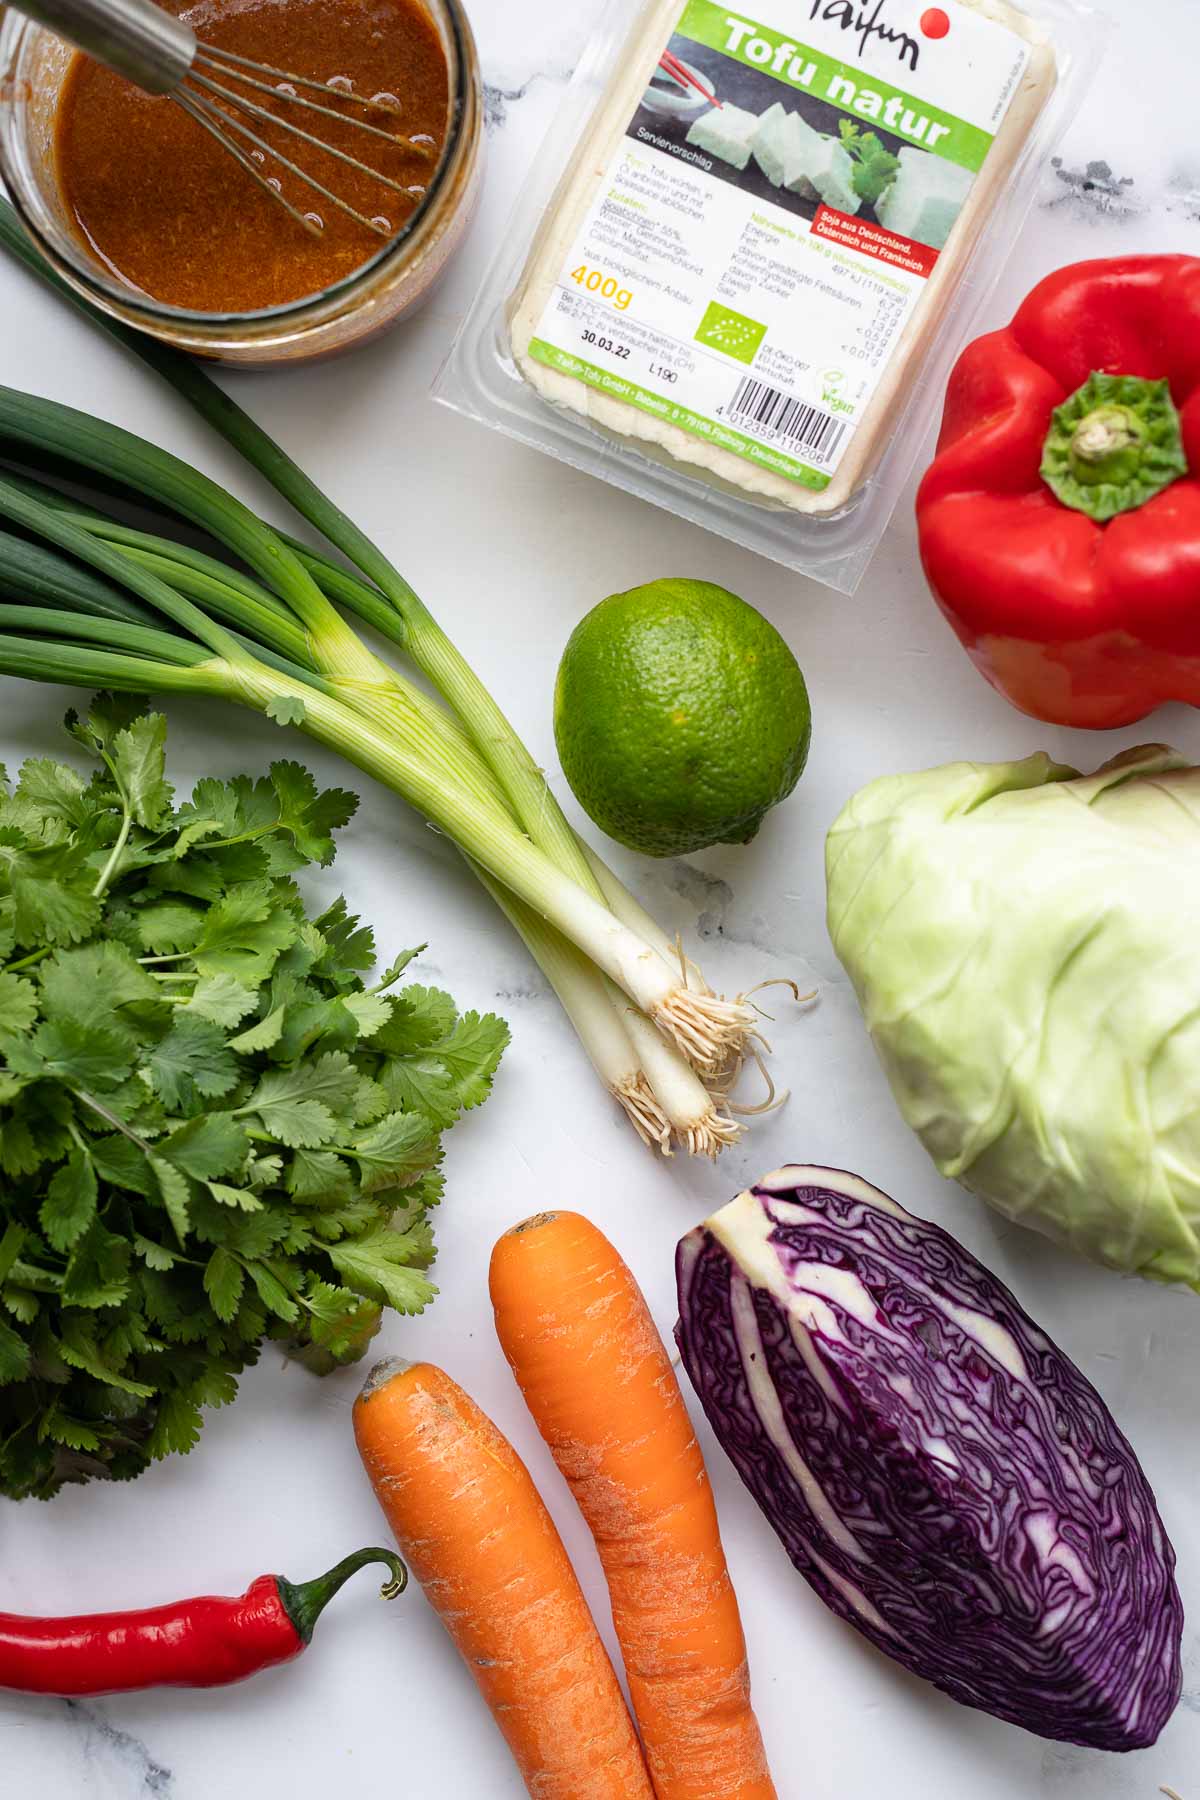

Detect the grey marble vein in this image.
[63,1700,173,1796]
[1044,157,1144,221]
[483,65,576,133]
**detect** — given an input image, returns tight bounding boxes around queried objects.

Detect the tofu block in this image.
[685,103,760,171]
[752,105,825,194]
[791,138,861,216]
[876,147,974,249]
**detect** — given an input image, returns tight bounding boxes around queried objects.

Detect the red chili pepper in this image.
[0,1546,407,1696]
[917,255,1200,728]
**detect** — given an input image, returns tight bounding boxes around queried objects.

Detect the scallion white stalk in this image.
[235,665,754,1067]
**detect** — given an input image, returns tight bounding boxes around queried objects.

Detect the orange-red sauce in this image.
[54,0,449,313]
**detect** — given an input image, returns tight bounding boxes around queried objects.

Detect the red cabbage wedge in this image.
[675,1166,1183,1751]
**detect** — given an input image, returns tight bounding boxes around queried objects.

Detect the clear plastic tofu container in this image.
[434,0,1107,593]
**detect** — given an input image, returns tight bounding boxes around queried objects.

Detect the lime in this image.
[553,578,811,857]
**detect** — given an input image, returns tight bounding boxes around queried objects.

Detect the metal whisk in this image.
[13,0,431,237]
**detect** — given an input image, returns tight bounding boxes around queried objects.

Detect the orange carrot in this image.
[352,1357,654,1800]
[489,1212,777,1800]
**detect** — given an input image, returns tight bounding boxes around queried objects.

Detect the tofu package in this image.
[435,0,1109,595]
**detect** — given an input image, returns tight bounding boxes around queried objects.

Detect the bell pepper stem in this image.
[276,1547,409,1644]
[1070,403,1145,472]
[1041,371,1187,522]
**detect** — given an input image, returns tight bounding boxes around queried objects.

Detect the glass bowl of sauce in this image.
[0,0,483,365]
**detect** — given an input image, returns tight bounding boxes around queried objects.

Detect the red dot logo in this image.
[921,7,951,36]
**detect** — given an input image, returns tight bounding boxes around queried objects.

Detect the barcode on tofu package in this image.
[436,0,1106,592]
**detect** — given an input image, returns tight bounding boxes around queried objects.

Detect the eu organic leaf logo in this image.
[695,302,766,366]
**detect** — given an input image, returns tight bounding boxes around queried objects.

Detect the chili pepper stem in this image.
[275,1546,409,1643]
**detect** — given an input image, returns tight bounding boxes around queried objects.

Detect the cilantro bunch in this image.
[0,697,507,1499]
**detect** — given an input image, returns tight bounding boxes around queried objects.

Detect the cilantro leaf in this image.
[268,762,357,866]
[376,1056,460,1133]
[150,1154,192,1243]
[348,1111,439,1193]
[57,1315,155,1397]
[244,1260,299,1322]
[205,1181,264,1212]
[245,1096,334,1149]
[310,895,376,980]
[8,853,101,946]
[38,942,160,1032]
[14,759,91,828]
[341,990,394,1041]
[290,1279,381,1371]
[287,1147,353,1201]
[190,879,299,982]
[144,1016,241,1114]
[184,974,259,1028]
[372,946,425,993]
[203,1248,245,1324]
[433,1011,510,1112]
[39,1149,98,1251]
[176,774,276,842]
[146,1388,204,1460]
[265,695,307,728]
[0,1314,31,1384]
[327,1225,437,1315]
[0,972,37,1034]
[239,1053,359,1147]
[65,692,149,760]
[159,1113,249,1181]
[61,1219,131,1310]
[111,713,173,829]
[20,1017,133,1089]
[89,1134,154,1195]
[228,1005,286,1053]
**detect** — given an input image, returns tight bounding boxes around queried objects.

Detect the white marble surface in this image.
[2,2,1200,1795]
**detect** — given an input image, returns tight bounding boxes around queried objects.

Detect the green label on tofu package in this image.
[676,0,995,172]
[527,0,1030,489]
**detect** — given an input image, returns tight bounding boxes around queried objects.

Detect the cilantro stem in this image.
[138,953,195,966]
[74,1090,156,1152]
[3,947,50,974]
[92,811,133,900]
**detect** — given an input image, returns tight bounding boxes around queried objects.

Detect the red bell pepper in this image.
[917,256,1200,728]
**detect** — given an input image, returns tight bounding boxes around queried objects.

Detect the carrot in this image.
[352,1358,654,1800]
[489,1212,777,1800]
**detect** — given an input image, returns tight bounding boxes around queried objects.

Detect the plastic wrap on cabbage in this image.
[826,745,1200,1287]
[675,1168,1183,1751]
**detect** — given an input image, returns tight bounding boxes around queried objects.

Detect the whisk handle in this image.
[11,0,196,94]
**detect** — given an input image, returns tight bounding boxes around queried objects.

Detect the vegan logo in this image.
[808,1,924,72]
[695,302,767,365]
[820,368,853,414]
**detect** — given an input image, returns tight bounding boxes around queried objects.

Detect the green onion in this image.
[0,202,765,1148]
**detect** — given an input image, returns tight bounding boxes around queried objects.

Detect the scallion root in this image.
[653,988,759,1074]
[681,1106,743,1159]
[614,1075,672,1151]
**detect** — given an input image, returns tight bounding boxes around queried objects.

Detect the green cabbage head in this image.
[826,745,1200,1288]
